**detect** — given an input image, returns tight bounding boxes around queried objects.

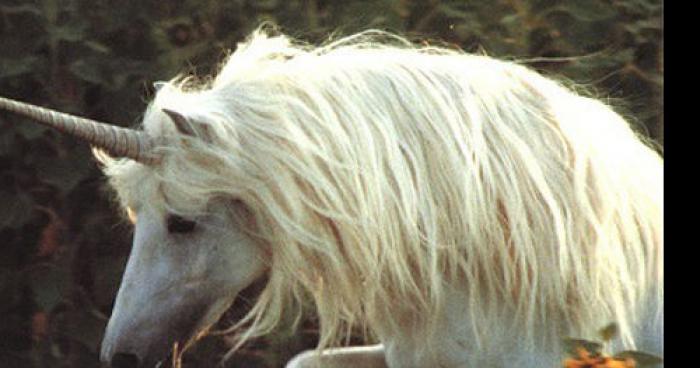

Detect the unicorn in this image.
[1,28,663,367]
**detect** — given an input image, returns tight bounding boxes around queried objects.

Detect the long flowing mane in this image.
[99,27,663,356]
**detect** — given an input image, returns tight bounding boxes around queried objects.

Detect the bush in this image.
[0,1,662,367]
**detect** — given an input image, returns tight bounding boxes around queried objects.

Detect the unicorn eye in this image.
[166,214,197,234]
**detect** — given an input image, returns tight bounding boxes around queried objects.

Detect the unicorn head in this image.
[0,88,270,367]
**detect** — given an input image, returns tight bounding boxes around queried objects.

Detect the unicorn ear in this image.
[162,109,197,136]
[153,81,167,92]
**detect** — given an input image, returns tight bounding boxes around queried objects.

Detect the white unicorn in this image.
[1,28,663,368]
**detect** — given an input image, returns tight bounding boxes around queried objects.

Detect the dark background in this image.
[0,0,662,367]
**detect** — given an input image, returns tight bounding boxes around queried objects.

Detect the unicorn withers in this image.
[1,28,663,367]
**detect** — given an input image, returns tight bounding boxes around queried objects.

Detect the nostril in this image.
[111,352,140,368]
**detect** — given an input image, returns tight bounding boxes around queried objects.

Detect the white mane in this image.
[99,28,663,357]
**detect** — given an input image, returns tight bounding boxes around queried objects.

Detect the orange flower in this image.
[564,348,637,368]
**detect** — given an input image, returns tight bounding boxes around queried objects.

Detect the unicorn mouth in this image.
[153,328,211,368]
[102,297,211,368]
[147,296,234,367]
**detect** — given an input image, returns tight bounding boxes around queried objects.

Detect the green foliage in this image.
[614,351,664,367]
[563,323,662,367]
[0,0,662,367]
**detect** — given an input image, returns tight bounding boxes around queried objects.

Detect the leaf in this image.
[48,23,88,43]
[0,57,39,78]
[248,0,279,11]
[500,14,521,27]
[0,130,19,155]
[69,59,105,85]
[83,41,111,54]
[614,351,663,367]
[9,116,49,140]
[0,269,21,310]
[439,3,469,20]
[598,322,619,341]
[60,308,107,353]
[0,190,35,228]
[0,4,42,16]
[92,253,129,307]
[31,311,49,342]
[36,209,65,258]
[35,149,94,194]
[28,264,70,312]
[563,338,603,357]
[545,2,618,23]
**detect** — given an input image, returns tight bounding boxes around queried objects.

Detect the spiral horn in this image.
[0,96,158,164]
